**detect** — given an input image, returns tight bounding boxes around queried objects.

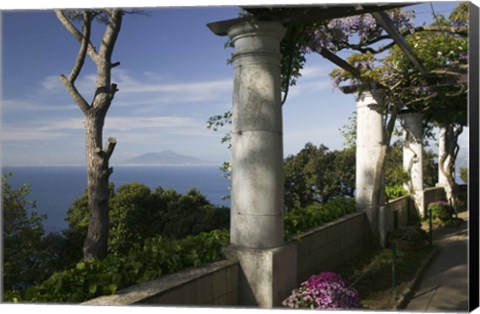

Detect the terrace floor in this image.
[405,211,469,312]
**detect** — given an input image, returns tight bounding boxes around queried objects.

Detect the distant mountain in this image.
[124,151,212,166]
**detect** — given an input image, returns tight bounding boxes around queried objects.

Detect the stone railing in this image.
[378,186,447,247]
[295,212,369,284]
[388,195,414,229]
[83,259,239,306]
[422,187,447,215]
[83,187,450,307]
[84,212,371,306]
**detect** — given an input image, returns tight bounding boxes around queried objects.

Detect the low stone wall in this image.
[388,195,413,229]
[295,212,369,284]
[82,214,370,306]
[423,187,447,215]
[83,259,239,306]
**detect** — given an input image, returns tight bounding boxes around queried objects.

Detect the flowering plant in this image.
[282,272,361,309]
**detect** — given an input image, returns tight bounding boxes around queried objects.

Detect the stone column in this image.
[355,90,386,244]
[225,20,296,308]
[401,112,424,216]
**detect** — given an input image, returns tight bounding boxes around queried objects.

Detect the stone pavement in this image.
[405,212,469,312]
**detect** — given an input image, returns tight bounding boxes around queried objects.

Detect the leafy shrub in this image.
[387,225,429,250]
[284,198,356,240]
[18,229,229,303]
[428,200,454,222]
[282,272,361,309]
[385,184,408,199]
[65,183,230,257]
[2,173,73,296]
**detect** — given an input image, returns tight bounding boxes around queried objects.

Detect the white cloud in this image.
[39,75,63,93]
[2,127,67,141]
[300,65,329,79]
[2,115,211,142]
[105,116,196,131]
[35,70,232,108]
[285,64,334,100]
[1,99,77,112]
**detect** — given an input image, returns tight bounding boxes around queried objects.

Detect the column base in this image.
[223,243,297,308]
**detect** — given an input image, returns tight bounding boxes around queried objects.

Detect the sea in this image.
[3,166,230,234]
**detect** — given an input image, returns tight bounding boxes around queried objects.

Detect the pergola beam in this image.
[371,10,429,77]
[207,3,414,36]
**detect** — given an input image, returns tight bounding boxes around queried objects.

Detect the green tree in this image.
[459,167,468,184]
[385,4,467,207]
[284,143,356,209]
[2,173,45,294]
[64,183,230,256]
[2,173,70,297]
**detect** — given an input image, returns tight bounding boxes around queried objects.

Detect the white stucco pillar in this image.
[224,20,296,308]
[401,112,424,216]
[228,20,285,249]
[355,90,386,243]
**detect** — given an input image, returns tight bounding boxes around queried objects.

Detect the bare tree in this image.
[56,9,122,260]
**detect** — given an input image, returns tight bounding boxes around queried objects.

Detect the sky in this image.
[0,1,470,167]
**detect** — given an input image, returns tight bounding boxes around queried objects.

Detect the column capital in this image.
[355,90,386,111]
[399,111,424,122]
[400,111,424,143]
[227,21,286,64]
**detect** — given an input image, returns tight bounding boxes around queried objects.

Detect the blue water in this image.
[3,166,230,233]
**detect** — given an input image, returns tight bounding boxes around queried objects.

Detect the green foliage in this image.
[284,198,356,240]
[423,148,439,187]
[19,229,229,303]
[385,185,408,200]
[459,167,468,184]
[339,113,357,148]
[284,143,356,210]
[108,183,156,254]
[385,141,409,188]
[2,173,60,295]
[385,8,468,127]
[428,201,454,222]
[65,183,230,257]
[387,225,429,250]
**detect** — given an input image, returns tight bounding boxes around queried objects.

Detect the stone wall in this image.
[295,212,370,284]
[84,213,371,306]
[83,259,239,307]
[423,187,447,215]
[83,192,451,307]
[388,195,413,229]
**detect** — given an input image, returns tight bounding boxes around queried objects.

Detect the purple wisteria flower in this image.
[282,272,361,309]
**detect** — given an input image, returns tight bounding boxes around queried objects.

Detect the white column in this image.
[355,90,386,241]
[228,21,285,249]
[225,20,296,308]
[401,112,424,215]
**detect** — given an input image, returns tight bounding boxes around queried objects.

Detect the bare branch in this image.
[59,74,90,114]
[69,11,91,83]
[98,9,123,62]
[104,137,117,159]
[55,9,99,62]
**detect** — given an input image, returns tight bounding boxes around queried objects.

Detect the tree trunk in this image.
[83,112,114,260]
[56,9,122,260]
[439,124,463,208]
